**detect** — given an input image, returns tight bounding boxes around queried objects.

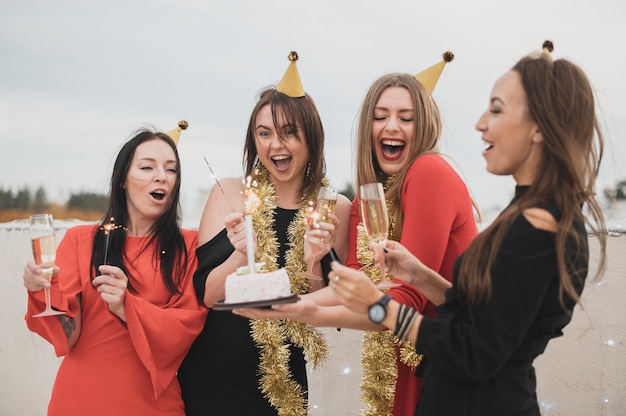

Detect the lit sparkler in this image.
[100,217,125,265]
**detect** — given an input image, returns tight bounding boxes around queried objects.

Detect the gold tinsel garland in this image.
[249,166,329,416]
[356,193,422,416]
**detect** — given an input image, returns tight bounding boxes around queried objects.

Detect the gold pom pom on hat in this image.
[542,39,555,61]
[414,51,454,94]
[166,120,188,146]
[276,51,306,98]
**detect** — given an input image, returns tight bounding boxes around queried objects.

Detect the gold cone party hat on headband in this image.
[276,51,305,98]
[415,51,454,94]
[166,120,188,146]
[542,39,554,61]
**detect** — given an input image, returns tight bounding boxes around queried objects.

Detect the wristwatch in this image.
[368,294,392,324]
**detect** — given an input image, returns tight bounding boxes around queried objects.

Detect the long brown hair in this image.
[355,73,443,238]
[458,51,606,307]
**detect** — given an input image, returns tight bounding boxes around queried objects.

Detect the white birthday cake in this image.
[224,265,292,304]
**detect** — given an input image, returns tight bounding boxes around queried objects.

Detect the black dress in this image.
[414,186,588,416]
[178,207,331,415]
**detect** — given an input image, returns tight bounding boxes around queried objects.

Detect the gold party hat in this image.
[276,51,305,98]
[415,51,454,94]
[542,40,554,61]
[166,120,188,146]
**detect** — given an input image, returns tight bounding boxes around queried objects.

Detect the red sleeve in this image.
[25,225,91,356]
[345,156,474,313]
[392,155,474,313]
[344,178,430,313]
[345,197,361,270]
[399,154,466,276]
[124,229,208,398]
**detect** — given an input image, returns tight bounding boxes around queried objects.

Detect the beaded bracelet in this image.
[394,304,408,338]
[394,303,419,342]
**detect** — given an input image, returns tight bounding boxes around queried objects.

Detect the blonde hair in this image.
[355,73,443,237]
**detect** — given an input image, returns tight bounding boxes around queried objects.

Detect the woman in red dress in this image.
[22,128,207,416]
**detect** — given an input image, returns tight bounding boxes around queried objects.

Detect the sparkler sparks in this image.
[100,217,126,265]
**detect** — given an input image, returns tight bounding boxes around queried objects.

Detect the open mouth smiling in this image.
[381,139,405,160]
[271,155,292,171]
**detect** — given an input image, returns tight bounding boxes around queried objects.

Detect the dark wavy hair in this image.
[89,129,189,295]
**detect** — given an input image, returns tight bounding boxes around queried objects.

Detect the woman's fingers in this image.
[23,260,52,290]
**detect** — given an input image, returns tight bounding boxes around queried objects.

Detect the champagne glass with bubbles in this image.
[30,214,65,317]
[299,186,338,281]
[359,183,397,289]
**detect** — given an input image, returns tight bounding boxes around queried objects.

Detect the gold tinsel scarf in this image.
[356,193,422,416]
[248,166,329,416]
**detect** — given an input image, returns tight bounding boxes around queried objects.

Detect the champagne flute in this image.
[359,183,398,290]
[299,186,338,281]
[30,214,65,317]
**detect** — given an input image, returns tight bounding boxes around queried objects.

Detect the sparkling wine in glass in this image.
[300,186,338,281]
[30,214,65,317]
[359,183,397,289]
[306,187,338,238]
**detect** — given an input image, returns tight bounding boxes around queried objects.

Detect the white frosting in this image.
[224,267,292,303]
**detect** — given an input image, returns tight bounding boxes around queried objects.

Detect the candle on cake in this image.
[242,175,260,274]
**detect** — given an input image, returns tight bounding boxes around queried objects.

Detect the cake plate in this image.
[212,293,300,311]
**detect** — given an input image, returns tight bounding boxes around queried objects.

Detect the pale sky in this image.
[2,0,624,227]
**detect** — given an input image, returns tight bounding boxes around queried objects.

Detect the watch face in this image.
[369,305,385,323]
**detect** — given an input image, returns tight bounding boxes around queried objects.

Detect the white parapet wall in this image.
[534,235,626,415]
[1,220,624,415]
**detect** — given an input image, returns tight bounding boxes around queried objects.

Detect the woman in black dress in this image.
[330,41,607,415]
[178,52,352,415]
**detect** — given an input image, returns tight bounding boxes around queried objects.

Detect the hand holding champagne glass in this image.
[299,186,338,281]
[359,183,398,290]
[30,214,65,317]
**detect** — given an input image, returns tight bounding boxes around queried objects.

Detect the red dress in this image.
[25,225,208,416]
[347,154,478,416]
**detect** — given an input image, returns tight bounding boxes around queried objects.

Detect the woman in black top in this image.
[330,41,607,415]
[177,53,351,415]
